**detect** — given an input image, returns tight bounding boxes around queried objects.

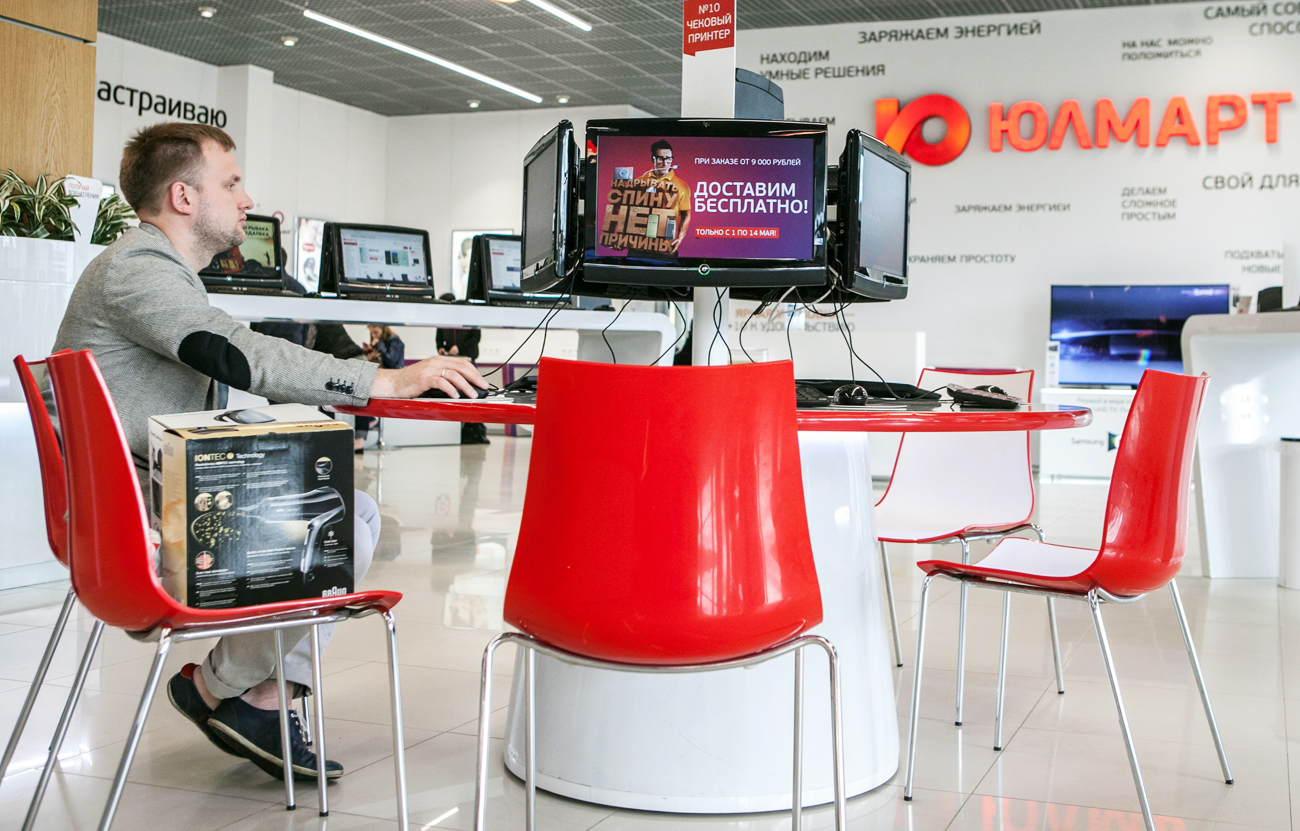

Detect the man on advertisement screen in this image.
[603,139,693,258]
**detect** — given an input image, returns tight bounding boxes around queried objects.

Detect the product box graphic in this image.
[148,404,353,609]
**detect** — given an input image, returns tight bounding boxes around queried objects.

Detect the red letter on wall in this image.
[1156,96,1202,146]
[1251,91,1294,143]
[1096,97,1150,148]
[991,101,1049,152]
[1048,100,1093,150]
[1206,95,1247,145]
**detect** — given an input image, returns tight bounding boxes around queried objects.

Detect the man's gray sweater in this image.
[52,223,378,472]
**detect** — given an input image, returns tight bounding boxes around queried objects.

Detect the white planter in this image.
[0,236,107,589]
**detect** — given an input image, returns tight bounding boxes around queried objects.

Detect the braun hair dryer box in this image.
[148,404,353,609]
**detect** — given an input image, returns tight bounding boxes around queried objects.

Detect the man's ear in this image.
[169,181,196,216]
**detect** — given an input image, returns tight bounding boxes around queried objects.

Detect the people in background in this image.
[437,293,489,444]
[355,324,406,451]
[50,121,487,785]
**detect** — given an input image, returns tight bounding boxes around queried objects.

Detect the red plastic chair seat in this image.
[918,537,1104,595]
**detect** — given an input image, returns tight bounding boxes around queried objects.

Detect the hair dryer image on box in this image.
[242,487,347,575]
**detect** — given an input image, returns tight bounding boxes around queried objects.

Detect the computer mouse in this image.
[832,384,868,406]
[418,385,489,400]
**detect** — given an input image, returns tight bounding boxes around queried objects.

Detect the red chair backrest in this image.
[504,358,823,665]
[45,350,177,631]
[1087,369,1210,595]
[14,355,68,566]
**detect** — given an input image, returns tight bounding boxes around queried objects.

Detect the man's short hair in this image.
[650,140,673,157]
[119,122,237,215]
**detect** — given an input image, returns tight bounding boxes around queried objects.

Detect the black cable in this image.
[737,297,769,365]
[836,305,914,399]
[600,287,643,364]
[653,300,689,365]
[834,304,856,383]
[479,290,571,385]
[704,287,724,365]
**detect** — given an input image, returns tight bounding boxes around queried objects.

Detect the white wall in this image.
[385,104,652,296]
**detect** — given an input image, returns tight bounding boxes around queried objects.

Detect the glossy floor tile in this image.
[0,441,1291,830]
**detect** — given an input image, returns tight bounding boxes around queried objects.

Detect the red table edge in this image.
[332,400,1092,432]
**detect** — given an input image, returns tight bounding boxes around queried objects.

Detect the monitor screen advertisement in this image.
[1050,284,1230,386]
[592,134,816,263]
[338,227,428,284]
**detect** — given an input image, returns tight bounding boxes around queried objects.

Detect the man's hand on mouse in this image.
[370,355,488,399]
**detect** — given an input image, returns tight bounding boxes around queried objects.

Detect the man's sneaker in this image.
[208,696,343,781]
[166,663,241,757]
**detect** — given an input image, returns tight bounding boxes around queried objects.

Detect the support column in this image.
[216,64,276,212]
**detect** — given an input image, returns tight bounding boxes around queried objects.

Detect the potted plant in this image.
[0,169,136,244]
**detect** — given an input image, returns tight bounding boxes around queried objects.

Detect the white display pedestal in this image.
[1038,388,1135,480]
[1183,312,1300,578]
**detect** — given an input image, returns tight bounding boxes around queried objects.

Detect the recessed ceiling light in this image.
[302,9,542,104]
[556,94,570,105]
[281,35,298,46]
[198,6,216,18]
[521,0,592,32]
[468,99,482,109]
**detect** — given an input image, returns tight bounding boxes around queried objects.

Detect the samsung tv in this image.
[318,222,435,300]
[199,214,283,293]
[582,118,828,289]
[1050,284,1231,386]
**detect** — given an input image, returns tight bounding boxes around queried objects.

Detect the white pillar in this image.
[681,0,736,367]
[216,64,276,213]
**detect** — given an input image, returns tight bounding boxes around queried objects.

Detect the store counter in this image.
[1183,312,1300,578]
[336,397,1090,811]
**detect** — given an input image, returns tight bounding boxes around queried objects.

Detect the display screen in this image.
[593,134,816,262]
[487,237,522,292]
[204,218,278,279]
[338,228,428,284]
[1050,284,1230,385]
[523,140,558,273]
[857,148,908,276]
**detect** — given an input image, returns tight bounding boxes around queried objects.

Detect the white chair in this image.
[875,368,1063,728]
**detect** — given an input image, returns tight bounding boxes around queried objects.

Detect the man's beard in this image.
[193,202,245,259]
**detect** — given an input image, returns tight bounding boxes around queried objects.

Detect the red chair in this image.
[874,369,1064,723]
[902,370,1233,831]
[44,349,411,831]
[2,354,113,828]
[473,358,845,831]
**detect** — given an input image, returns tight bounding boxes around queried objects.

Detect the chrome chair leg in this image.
[1088,591,1155,831]
[807,637,846,831]
[97,627,172,831]
[1046,598,1065,694]
[24,619,104,831]
[1168,580,1233,784]
[383,611,410,831]
[791,646,804,831]
[994,592,1010,751]
[955,539,970,725]
[273,629,296,811]
[904,575,936,800]
[0,587,76,782]
[879,542,903,668]
[475,635,508,831]
[309,625,329,816]
[525,647,536,831]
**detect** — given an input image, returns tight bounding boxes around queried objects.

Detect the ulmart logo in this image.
[875,95,972,166]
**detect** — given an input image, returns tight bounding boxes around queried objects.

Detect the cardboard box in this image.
[149,404,354,609]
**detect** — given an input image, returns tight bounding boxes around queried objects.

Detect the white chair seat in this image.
[974,536,1099,578]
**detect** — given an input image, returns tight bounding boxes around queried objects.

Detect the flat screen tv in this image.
[520,120,580,294]
[199,214,282,292]
[1050,284,1231,386]
[319,222,435,300]
[467,233,569,307]
[838,130,909,301]
[582,118,828,289]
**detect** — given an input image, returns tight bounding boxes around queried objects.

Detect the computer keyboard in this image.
[795,384,831,408]
[796,379,941,401]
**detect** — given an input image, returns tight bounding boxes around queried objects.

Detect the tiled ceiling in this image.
[98,0,1196,118]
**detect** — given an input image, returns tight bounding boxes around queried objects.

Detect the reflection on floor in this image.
[0,438,1292,830]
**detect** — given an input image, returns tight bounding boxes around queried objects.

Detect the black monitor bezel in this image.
[321,222,435,297]
[520,120,578,294]
[582,118,829,289]
[199,213,283,290]
[839,129,910,301]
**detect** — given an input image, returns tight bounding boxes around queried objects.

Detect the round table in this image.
[336,397,1090,812]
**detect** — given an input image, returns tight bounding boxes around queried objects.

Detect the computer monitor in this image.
[1050,284,1231,386]
[318,222,435,299]
[199,214,283,292]
[520,120,580,294]
[467,234,570,307]
[838,130,909,301]
[582,118,829,289]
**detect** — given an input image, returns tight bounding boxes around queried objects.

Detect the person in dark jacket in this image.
[355,324,405,450]
[437,293,489,444]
